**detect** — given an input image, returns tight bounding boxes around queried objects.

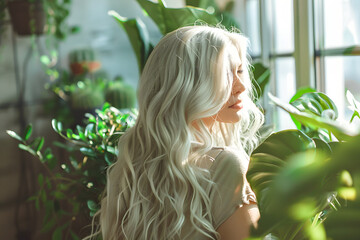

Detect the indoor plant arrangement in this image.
[8,89,360,239]
[46,69,136,128]
[14,0,360,239]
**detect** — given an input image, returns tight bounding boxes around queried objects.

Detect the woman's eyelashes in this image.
[237,69,243,75]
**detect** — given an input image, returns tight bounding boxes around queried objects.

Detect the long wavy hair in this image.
[88,25,264,240]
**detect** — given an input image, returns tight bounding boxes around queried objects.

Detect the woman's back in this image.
[89,25,264,240]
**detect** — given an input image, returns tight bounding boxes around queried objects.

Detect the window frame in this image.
[244,0,360,127]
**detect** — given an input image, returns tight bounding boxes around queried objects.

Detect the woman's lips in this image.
[229,100,243,110]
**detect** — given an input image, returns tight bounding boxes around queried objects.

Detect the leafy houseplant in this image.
[47,71,137,128]
[7,104,137,239]
[8,89,360,239]
[69,48,102,76]
[105,76,136,109]
[246,90,360,240]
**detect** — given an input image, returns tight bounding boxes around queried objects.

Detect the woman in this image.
[90,25,264,240]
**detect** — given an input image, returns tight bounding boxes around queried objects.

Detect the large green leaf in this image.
[249,127,360,239]
[269,93,358,141]
[248,130,330,238]
[137,0,219,35]
[289,87,316,103]
[324,202,360,240]
[291,92,338,118]
[185,0,218,10]
[185,0,240,31]
[322,138,360,240]
[249,130,315,201]
[289,92,339,141]
[108,11,153,73]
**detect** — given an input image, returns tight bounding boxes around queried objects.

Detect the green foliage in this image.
[68,48,96,63]
[109,11,153,73]
[7,103,137,238]
[137,0,219,35]
[268,93,356,141]
[248,90,360,240]
[185,0,240,31]
[110,0,270,99]
[44,0,79,41]
[105,77,136,109]
[46,70,137,127]
[289,91,339,141]
[70,80,105,109]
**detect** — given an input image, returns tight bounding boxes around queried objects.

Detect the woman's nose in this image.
[232,76,245,95]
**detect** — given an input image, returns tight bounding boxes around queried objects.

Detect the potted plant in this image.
[7,0,45,35]
[6,0,78,40]
[69,48,102,76]
[105,76,136,110]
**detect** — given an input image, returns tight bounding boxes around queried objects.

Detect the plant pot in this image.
[70,61,102,75]
[7,1,45,36]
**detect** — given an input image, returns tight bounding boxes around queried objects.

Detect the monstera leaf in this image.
[269,93,357,141]
[289,91,338,141]
[249,127,360,239]
[322,135,360,240]
[109,11,153,73]
[247,129,355,239]
[324,199,360,240]
[137,0,219,35]
[248,130,315,208]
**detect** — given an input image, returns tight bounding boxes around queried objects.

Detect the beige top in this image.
[180,147,257,239]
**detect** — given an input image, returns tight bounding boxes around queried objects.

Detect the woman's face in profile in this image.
[202,51,246,127]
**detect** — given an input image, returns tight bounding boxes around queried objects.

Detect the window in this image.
[244,0,360,129]
[315,0,360,123]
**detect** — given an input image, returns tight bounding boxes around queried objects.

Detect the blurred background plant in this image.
[8,103,137,239]
[43,47,136,128]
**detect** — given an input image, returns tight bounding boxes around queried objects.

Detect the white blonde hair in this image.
[87,25,264,240]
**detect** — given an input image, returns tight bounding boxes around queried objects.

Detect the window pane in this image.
[246,0,261,56]
[272,0,294,53]
[275,57,296,130]
[324,0,360,48]
[325,56,360,124]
